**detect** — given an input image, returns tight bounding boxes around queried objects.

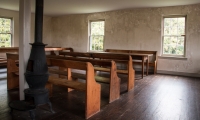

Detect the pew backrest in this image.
[59,51,91,58]
[105,49,157,63]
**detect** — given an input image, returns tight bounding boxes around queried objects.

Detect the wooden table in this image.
[88,52,153,78]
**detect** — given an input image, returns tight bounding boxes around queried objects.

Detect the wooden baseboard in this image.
[157,70,200,78]
[105,64,200,78]
[133,67,200,78]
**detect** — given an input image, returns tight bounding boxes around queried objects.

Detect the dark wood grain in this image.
[1,70,200,120]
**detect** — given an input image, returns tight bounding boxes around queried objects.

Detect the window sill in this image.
[158,56,187,60]
[89,50,104,52]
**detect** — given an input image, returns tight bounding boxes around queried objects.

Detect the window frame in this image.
[0,17,13,47]
[161,15,187,57]
[89,19,105,52]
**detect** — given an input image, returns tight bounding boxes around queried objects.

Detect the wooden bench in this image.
[5,47,72,90]
[6,53,52,92]
[46,58,101,119]
[90,52,135,91]
[55,51,135,91]
[0,47,19,67]
[0,47,73,68]
[105,49,157,74]
[6,53,19,90]
[59,51,91,58]
[47,55,120,103]
[45,47,73,55]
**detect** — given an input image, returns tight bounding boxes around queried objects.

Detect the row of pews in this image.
[0,47,73,67]
[6,47,73,90]
[6,48,157,119]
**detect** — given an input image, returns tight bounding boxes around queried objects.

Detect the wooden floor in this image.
[0,68,200,120]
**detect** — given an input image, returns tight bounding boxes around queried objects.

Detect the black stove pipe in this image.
[34,0,43,43]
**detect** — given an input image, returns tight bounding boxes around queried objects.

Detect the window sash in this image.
[0,33,12,47]
[89,35,104,51]
[162,35,185,57]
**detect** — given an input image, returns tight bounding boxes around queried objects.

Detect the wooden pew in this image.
[55,51,135,91]
[6,53,52,92]
[6,53,119,103]
[0,47,18,53]
[47,55,120,103]
[5,47,72,90]
[0,47,73,67]
[6,53,19,90]
[105,49,157,74]
[45,47,73,55]
[59,51,91,58]
[56,52,135,91]
[0,47,18,67]
[90,53,135,91]
[47,58,101,119]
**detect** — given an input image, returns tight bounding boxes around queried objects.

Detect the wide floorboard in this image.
[0,68,199,120]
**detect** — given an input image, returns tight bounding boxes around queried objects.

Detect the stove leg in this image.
[47,102,55,113]
[29,110,35,120]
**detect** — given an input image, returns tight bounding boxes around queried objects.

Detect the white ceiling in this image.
[0,0,200,16]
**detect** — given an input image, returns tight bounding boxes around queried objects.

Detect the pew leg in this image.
[109,77,120,103]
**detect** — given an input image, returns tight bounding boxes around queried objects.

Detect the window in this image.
[89,20,105,51]
[0,17,12,47]
[162,16,186,57]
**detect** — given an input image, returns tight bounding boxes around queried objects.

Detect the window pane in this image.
[91,21,104,35]
[171,18,178,27]
[163,44,170,54]
[178,18,185,27]
[0,34,11,47]
[170,27,178,35]
[164,27,170,35]
[178,27,184,35]
[163,36,171,44]
[177,36,184,46]
[164,18,171,27]
[163,36,184,55]
[90,35,104,51]
[169,45,176,54]
[0,18,11,33]
[176,46,184,55]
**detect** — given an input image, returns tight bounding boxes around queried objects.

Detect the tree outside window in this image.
[89,20,104,51]
[0,17,12,47]
[162,16,186,56]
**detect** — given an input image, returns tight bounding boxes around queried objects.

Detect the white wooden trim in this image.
[19,0,31,100]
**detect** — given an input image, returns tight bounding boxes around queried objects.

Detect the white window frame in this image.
[89,20,105,52]
[0,17,13,47]
[161,15,186,57]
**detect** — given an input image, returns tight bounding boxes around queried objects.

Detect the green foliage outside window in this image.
[163,17,185,56]
[90,21,104,51]
[0,18,12,47]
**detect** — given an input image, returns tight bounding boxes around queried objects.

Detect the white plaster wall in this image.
[51,15,88,51]
[0,8,52,47]
[31,14,52,46]
[51,4,200,74]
